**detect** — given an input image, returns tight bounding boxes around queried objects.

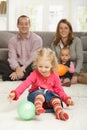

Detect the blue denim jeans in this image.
[27,89,63,113]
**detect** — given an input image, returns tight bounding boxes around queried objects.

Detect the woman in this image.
[51,19,83,84]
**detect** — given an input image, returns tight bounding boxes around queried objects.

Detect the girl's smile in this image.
[37,58,52,77]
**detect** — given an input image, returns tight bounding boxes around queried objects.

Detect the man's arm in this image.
[23,37,43,69]
[8,37,20,70]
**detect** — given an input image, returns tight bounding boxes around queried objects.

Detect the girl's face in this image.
[60,49,70,64]
[37,58,52,77]
[59,22,70,39]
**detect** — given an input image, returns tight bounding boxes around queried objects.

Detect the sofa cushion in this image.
[80,36,87,51]
[0,31,14,48]
[83,51,87,63]
[0,49,8,60]
[35,32,55,48]
[83,63,87,72]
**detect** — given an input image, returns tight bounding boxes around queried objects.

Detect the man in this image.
[0,15,43,81]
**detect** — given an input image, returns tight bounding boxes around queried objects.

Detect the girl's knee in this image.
[50,98,61,105]
[35,94,45,102]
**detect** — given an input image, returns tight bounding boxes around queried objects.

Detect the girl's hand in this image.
[67,98,74,106]
[8,92,15,102]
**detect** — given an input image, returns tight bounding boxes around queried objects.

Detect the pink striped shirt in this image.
[8,32,42,70]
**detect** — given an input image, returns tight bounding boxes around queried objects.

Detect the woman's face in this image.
[59,22,70,39]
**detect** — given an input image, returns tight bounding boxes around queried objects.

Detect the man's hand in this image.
[16,66,26,79]
[9,72,18,80]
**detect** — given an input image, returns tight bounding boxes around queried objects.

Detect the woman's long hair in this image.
[53,19,74,46]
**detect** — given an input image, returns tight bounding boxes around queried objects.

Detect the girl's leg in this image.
[34,94,46,115]
[50,98,69,120]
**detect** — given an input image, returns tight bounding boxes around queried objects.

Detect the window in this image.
[0,0,7,30]
[16,4,43,31]
[27,6,43,31]
[4,0,87,31]
[0,16,7,30]
[77,6,87,31]
[71,0,87,32]
[49,6,64,31]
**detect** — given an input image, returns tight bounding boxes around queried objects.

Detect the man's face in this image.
[17,17,30,34]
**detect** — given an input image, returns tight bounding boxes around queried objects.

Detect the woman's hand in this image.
[71,76,78,84]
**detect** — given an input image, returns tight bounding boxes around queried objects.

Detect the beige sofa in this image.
[0,31,87,72]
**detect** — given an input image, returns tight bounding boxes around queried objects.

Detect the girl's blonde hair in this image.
[33,48,58,72]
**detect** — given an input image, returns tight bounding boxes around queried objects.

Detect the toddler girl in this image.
[8,48,74,121]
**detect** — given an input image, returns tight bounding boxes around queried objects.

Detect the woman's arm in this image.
[71,37,83,74]
[74,37,83,74]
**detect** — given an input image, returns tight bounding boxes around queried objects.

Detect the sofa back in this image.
[0,31,87,72]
